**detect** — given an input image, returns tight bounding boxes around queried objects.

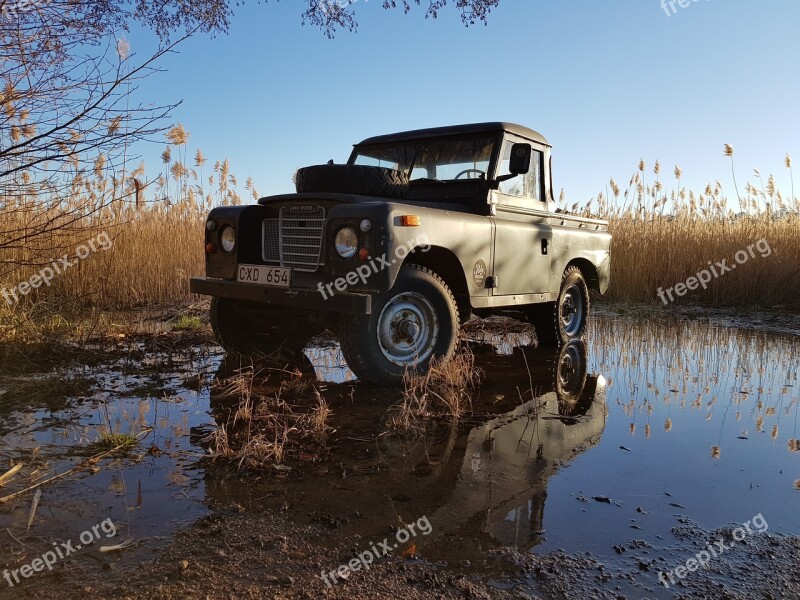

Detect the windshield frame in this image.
[348,132,504,184]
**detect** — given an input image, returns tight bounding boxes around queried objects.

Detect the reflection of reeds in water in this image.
[589,314,799,459]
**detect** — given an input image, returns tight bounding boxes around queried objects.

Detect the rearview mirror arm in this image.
[489,173,518,189]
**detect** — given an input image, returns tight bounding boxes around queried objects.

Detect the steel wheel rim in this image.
[377,292,439,367]
[557,344,583,395]
[560,284,584,336]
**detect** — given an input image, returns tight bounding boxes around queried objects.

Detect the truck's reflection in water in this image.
[378,341,606,558]
[206,340,606,563]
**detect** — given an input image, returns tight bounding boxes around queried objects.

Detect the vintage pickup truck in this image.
[190,122,611,383]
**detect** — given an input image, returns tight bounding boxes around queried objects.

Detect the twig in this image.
[100,538,135,553]
[0,463,23,487]
[26,489,41,531]
[6,527,34,551]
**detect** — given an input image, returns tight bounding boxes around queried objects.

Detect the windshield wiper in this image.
[410,178,446,184]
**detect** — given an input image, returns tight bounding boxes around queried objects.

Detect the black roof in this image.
[356,122,551,148]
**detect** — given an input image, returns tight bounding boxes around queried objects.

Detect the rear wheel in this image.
[528,266,590,347]
[339,264,459,385]
[210,297,313,358]
[554,341,589,410]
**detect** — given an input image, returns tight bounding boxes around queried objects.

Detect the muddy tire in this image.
[210,297,310,358]
[528,266,590,347]
[295,164,409,199]
[339,265,459,385]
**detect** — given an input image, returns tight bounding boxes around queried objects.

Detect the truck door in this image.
[491,139,552,296]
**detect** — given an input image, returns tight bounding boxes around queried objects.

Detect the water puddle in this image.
[0,343,219,575]
[0,311,797,596]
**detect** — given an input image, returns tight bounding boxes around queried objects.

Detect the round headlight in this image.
[219,226,236,253]
[335,227,358,259]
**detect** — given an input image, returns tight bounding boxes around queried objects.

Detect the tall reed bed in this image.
[0,126,255,329]
[1,137,798,338]
[569,150,799,308]
[605,213,798,306]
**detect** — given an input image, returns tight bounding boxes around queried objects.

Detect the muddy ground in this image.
[0,303,798,599]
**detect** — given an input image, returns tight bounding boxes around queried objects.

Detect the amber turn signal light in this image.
[400,215,421,226]
[358,247,370,261]
[205,243,216,254]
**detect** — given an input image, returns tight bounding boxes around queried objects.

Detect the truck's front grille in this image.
[262,218,280,262]
[262,205,326,272]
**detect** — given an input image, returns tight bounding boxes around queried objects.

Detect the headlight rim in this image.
[334,226,358,259]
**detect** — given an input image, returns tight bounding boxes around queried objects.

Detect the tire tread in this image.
[295,164,409,199]
[339,264,459,384]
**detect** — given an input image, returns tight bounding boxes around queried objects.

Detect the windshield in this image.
[353,137,495,182]
[353,145,415,172]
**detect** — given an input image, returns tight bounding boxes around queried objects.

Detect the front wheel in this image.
[528,266,590,347]
[339,264,460,385]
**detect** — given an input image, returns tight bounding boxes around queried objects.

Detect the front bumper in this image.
[189,277,372,314]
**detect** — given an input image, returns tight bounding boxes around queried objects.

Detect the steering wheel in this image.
[454,168,485,180]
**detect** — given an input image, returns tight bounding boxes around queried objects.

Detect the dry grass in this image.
[207,365,332,469]
[0,205,205,313]
[1,141,798,344]
[0,128,253,341]
[571,151,800,308]
[605,213,799,306]
[390,344,481,431]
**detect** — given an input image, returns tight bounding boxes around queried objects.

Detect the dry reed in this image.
[571,149,799,308]
[207,365,331,469]
[390,344,481,431]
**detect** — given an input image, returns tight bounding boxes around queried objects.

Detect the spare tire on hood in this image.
[294,164,409,199]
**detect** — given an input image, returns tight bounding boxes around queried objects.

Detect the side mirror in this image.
[509,143,532,175]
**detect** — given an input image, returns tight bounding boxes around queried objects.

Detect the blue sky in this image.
[127,0,800,205]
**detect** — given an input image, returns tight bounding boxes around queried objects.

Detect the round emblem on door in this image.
[473,260,487,288]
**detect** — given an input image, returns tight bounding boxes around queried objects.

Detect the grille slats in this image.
[262,219,280,263]
[262,205,325,272]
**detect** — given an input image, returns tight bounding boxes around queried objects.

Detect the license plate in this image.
[236,264,291,288]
